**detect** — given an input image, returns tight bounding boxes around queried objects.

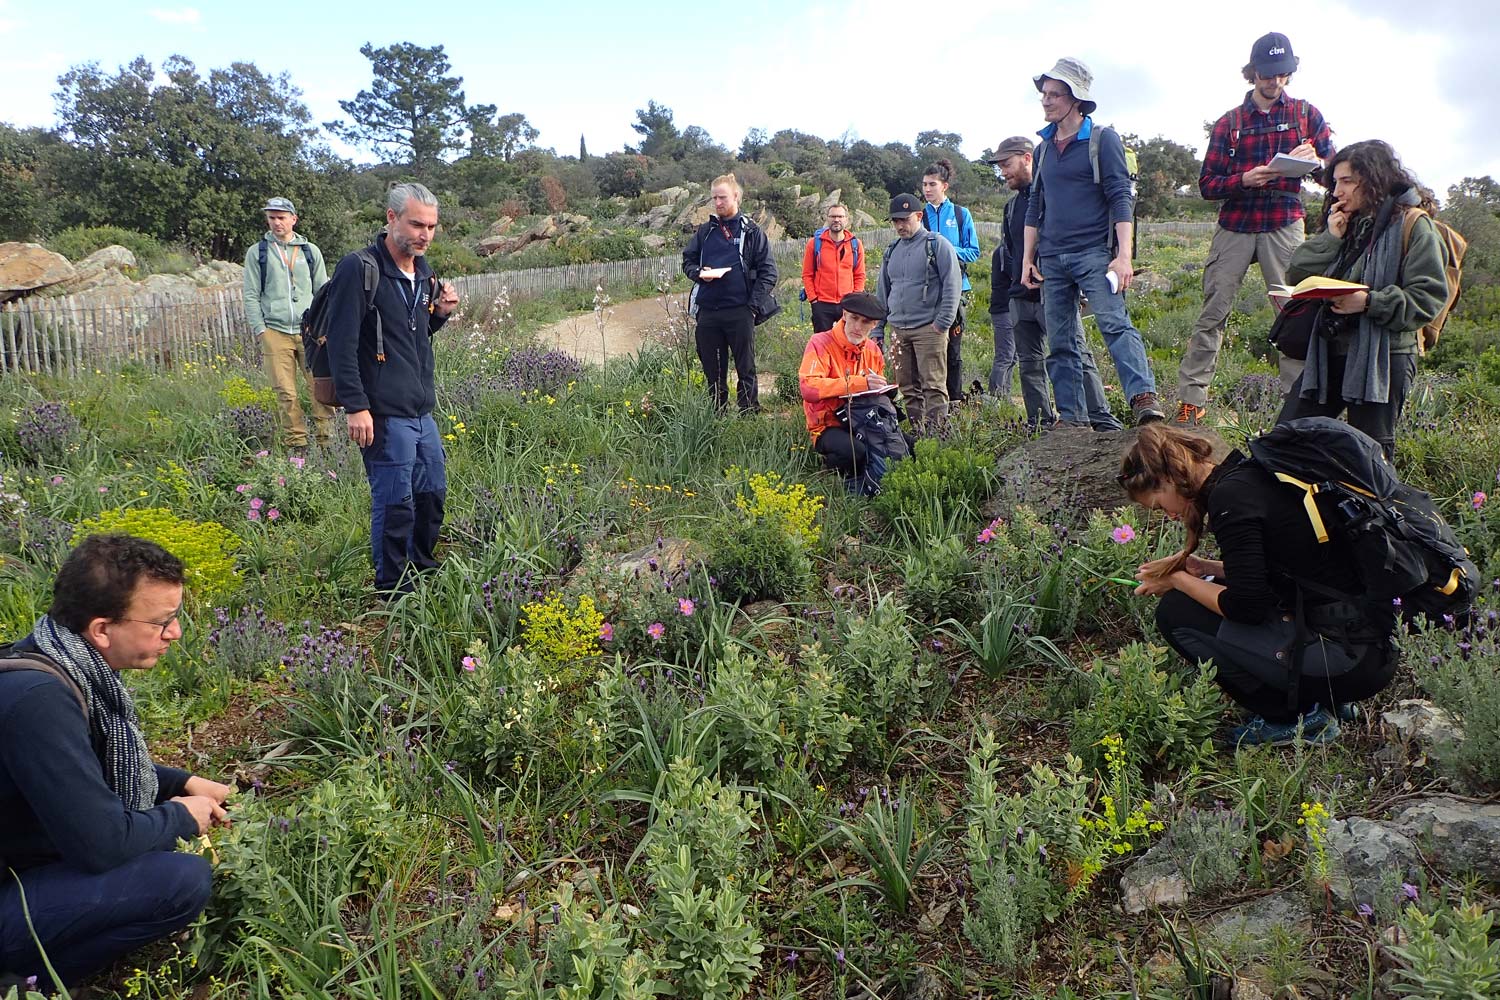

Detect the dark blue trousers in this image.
[360,413,448,592]
[0,852,211,985]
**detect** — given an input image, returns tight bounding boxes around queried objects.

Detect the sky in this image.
[2,0,1497,200]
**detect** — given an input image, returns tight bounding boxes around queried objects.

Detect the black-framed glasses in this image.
[122,607,183,637]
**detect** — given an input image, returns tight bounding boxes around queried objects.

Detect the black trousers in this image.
[695,305,759,412]
[1156,589,1397,723]
[945,300,967,400]
[1277,351,1418,460]
[810,300,842,333]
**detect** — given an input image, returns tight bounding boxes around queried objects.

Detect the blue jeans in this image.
[361,413,448,592]
[1012,298,1122,431]
[1039,249,1156,423]
[0,853,211,985]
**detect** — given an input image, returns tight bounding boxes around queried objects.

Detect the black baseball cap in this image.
[888,193,921,219]
[1251,32,1298,77]
[839,292,887,321]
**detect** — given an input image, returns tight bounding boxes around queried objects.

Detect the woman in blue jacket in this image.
[921,159,981,402]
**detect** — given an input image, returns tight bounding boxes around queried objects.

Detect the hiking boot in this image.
[1174,401,1206,425]
[1130,392,1166,425]
[1223,705,1341,748]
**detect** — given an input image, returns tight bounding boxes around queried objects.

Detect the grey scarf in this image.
[1301,190,1419,405]
[30,614,158,811]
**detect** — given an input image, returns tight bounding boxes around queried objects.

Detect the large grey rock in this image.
[0,242,75,300]
[79,245,137,272]
[1382,699,1463,748]
[1393,796,1500,874]
[796,192,820,211]
[484,216,516,238]
[750,207,784,242]
[1202,890,1311,952]
[654,185,690,205]
[675,199,714,230]
[615,538,704,590]
[639,203,676,230]
[1325,816,1420,910]
[904,969,946,1000]
[1120,839,1189,914]
[819,188,843,211]
[987,425,1229,524]
[852,208,879,230]
[188,260,242,288]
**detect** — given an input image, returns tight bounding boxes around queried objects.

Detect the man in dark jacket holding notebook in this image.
[0,534,230,988]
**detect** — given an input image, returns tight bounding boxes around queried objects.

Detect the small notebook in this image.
[1268,153,1321,178]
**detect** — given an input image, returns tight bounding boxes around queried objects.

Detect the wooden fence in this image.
[0,220,1216,376]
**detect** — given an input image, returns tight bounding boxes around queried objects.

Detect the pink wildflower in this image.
[249,497,264,510]
[1475,491,1488,510]
[599,622,615,642]
[461,656,477,672]
[266,508,281,521]
[647,622,665,641]
[247,509,261,521]
[1112,524,1137,545]
[235,483,250,493]
[50,475,63,485]
[98,486,108,494]
[976,527,995,544]
[678,598,695,616]
[327,471,338,480]
[256,450,269,458]
[290,455,306,469]
[276,476,286,487]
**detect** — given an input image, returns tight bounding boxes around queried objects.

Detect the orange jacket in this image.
[798,321,886,442]
[800,229,867,304]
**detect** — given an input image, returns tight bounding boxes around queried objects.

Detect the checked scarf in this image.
[29,614,158,811]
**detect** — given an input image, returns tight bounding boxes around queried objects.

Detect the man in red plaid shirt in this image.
[1174,32,1334,424]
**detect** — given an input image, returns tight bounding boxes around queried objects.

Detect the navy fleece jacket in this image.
[1024,118,1134,256]
[0,649,196,874]
[324,234,448,417]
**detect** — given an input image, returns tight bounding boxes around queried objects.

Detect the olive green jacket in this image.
[1287,209,1447,356]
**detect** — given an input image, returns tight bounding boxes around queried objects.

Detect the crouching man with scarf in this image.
[0,534,229,989]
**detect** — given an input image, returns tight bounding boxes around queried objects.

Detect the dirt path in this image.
[534,295,677,366]
[535,294,779,394]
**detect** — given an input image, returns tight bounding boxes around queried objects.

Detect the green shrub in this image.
[72,506,241,604]
[424,239,486,276]
[1409,616,1500,789]
[1390,899,1500,998]
[709,519,812,603]
[874,439,994,537]
[902,533,977,622]
[47,225,166,271]
[705,644,855,777]
[1070,642,1220,774]
[837,593,931,740]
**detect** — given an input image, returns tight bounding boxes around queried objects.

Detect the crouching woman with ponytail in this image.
[1119,425,1399,746]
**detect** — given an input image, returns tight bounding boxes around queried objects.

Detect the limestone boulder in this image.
[675,199,714,230]
[750,207,784,242]
[1324,816,1421,910]
[80,245,138,272]
[1202,890,1312,952]
[188,261,243,288]
[852,208,879,231]
[641,234,668,252]
[485,216,517,239]
[1119,839,1190,914]
[796,193,820,211]
[0,243,75,301]
[819,188,844,211]
[987,425,1229,524]
[639,203,676,230]
[1382,699,1463,748]
[1393,796,1500,874]
[654,185,690,205]
[614,538,705,591]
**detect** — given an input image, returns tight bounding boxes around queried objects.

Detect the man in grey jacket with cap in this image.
[242,196,333,450]
[877,193,962,436]
[1021,57,1164,428]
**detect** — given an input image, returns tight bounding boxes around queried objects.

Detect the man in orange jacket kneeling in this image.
[798,293,909,496]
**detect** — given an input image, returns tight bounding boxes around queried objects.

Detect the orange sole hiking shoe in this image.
[1174,402,1206,425]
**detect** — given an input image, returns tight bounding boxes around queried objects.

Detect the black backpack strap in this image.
[257,238,269,297]
[0,649,88,723]
[356,250,384,363]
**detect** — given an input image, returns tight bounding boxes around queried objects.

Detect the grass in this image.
[3,230,1500,998]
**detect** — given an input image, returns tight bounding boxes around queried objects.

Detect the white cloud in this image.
[148,6,200,25]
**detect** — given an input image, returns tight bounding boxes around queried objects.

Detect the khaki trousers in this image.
[1178,222,1306,405]
[889,323,948,435]
[259,331,334,447]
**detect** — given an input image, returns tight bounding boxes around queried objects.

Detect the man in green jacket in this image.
[242,197,333,449]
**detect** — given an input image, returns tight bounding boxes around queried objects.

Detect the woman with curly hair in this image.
[1119,424,1400,746]
[1276,140,1448,458]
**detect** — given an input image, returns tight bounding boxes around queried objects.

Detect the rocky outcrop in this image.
[477,213,592,258]
[0,243,76,301]
[1392,796,1500,874]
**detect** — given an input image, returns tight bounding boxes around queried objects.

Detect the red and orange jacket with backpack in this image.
[800,229,866,304]
[798,322,885,442]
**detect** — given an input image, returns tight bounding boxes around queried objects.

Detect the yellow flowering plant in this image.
[73,506,241,603]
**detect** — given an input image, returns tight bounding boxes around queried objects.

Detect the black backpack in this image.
[1247,417,1477,623]
[299,249,383,409]
[840,392,909,497]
